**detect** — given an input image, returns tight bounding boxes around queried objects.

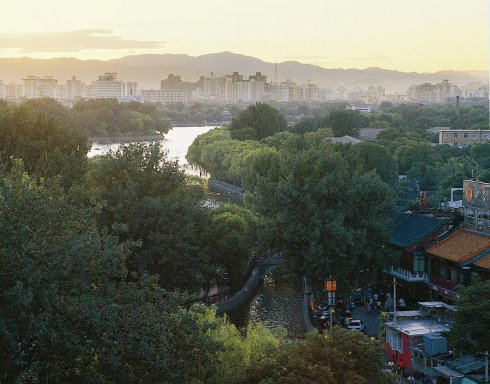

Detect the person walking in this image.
[399,298,407,309]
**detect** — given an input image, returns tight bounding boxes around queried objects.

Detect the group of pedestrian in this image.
[387,356,418,383]
[364,292,407,314]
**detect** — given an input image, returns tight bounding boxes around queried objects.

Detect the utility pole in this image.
[330,307,334,331]
[393,277,397,322]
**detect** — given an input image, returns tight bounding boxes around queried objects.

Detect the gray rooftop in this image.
[386,318,450,335]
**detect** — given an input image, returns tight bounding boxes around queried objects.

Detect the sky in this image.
[0,0,488,72]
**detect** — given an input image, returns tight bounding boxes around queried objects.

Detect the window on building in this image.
[386,329,403,352]
[439,263,446,279]
[413,254,425,273]
[449,267,458,282]
[464,133,468,138]
[474,133,478,140]
[453,133,458,139]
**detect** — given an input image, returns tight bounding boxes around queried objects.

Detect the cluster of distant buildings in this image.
[0,73,138,103]
[407,79,489,104]
[0,71,488,106]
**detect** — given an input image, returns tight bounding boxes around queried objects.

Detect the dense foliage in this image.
[0,162,217,383]
[450,278,490,354]
[0,98,488,381]
[188,127,395,290]
[199,311,395,384]
[13,98,172,138]
[0,102,88,187]
[71,99,171,137]
[85,142,260,292]
[229,103,287,140]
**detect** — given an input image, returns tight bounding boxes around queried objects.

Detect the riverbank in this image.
[89,135,165,143]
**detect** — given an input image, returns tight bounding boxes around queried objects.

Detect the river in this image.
[227,273,305,338]
[88,126,218,170]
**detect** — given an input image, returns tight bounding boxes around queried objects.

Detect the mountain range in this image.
[0,51,487,93]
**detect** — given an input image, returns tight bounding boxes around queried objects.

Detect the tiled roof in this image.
[390,213,448,248]
[474,253,490,270]
[426,227,490,264]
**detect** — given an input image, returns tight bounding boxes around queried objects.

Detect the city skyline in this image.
[1,0,488,72]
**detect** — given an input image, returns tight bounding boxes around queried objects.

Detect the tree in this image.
[450,278,490,354]
[71,98,171,137]
[327,109,366,137]
[229,103,287,140]
[200,205,263,294]
[0,104,88,188]
[243,329,395,384]
[354,143,398,185]
[249,141,394,293]
[85,142,208,291]
[198,311,284,384]
[0,161,217,383]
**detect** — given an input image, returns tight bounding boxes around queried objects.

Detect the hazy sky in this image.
[1,0,488,72]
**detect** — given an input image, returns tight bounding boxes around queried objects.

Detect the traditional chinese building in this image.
[425,180,490,302]
[386,212,451,303]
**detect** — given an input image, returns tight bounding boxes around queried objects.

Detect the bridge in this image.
[215,255,283,314]
[193,253,284,313]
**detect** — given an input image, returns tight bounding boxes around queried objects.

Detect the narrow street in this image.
[351,305,383,337]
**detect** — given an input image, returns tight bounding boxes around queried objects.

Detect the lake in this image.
[88,126,219,170]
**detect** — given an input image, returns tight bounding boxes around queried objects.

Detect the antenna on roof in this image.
[463,152,479,181]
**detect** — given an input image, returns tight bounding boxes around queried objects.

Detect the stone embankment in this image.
[208,179,244,197]
[216,264,278,314]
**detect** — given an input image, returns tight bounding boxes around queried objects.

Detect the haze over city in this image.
[1,0,488,72]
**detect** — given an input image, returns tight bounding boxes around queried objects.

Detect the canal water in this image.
[89,126,303,336]
[88,125,217,171]
[227,273,305,338]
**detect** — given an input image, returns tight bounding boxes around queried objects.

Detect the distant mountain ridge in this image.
[0,51,486,93]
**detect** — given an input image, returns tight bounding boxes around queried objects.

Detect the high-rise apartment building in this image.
[23,76,58,99]
[6,83,23,99]
[94,73,125,99]
[66,76,84,99]
[126,82,139,97]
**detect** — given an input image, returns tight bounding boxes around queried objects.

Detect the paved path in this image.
[352,305,383,337]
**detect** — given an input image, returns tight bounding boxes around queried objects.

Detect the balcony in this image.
[386,267,430,283]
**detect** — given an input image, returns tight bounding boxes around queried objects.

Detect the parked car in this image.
[347,319,365,332]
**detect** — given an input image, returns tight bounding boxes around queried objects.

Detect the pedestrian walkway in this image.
[352,305,382,337]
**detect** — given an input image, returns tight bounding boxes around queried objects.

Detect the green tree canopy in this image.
[249,140,394,291]
[85,142,208,291]
[0,161,216,383]
[0,103,88,188]
[450,278,490,354]
[245,329,395,384]
[229,103,287,140]
[327,109,366,137]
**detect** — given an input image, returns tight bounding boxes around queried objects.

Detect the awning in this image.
[460,378,478,384]
[434,365,464,378]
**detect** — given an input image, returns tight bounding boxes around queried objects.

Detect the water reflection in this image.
[228,273,304,338]
[88,126,218,177]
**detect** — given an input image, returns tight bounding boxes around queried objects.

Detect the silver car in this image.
[346,319,365,332]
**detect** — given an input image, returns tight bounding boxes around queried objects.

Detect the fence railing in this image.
[387,267,429,283]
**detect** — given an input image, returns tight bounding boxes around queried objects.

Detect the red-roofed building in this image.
[424,180,490,302]
[426,227,490,301]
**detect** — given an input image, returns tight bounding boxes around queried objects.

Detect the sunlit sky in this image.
[1,0,488,72]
